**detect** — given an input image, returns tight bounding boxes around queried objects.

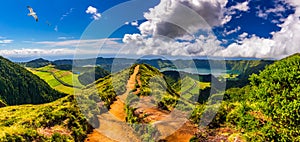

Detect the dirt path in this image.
[164,121,198,142]
[109,65,140,120]
[85,130,117,142]
[85,65,140,142]
[86,65,197,142]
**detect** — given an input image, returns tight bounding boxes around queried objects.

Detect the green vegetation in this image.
[24,58,51,68]
[0,99,6,108]
[0,54,297,141]
[244,53,300,140]
[78,66,110,85]
[76,67,131,124]
[191,53,300,141]
[28,65,83,95]
[136,64,179,110]
[0,95,92,141]
[226,60,274,88]
[0,56,66,106]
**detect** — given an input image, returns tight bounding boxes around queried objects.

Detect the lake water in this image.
[160,68,230,75]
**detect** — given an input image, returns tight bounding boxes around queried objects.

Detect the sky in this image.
[0,0,299,61]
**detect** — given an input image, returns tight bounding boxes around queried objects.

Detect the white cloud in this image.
[121,0,243,57]
[123,33,223,56]
[54,8,74,32]
[256,3,287,21]
[131,21,138,26]
[57,36,74,40]
[86,6,101,20]
[215,35,275,58]
[229,1,250,12]
[0,39,13,44]
[60,8,74,21]
[0,38,124,57]
[142,0,229,36]
[224,26,241,35]
[121,0,299,59]
[222,1,250,24]
[238,32,248,39]
[257,8,268,19]
[122,0,231,57]
[0,48,75,57]
[35,38,121,48]
[215,1,300,59]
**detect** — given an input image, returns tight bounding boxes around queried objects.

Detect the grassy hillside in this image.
[2,55,295,141]
[0,95,92,141]
[78,66,110,85]
[0,56,66,106]
[28,65,83,95]
[0,60,133,141]
[191,53,300,141]
[225,60,274,88]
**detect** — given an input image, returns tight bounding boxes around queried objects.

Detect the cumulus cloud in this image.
[138,0,229,38]
[238,32,248,39]
[229,1,249,12]
[216,1,300,58]
[122,0,249,57]
[86,6,101,20]
[215,35,275,58]
[122,0,299,59]
[256,2,290,22]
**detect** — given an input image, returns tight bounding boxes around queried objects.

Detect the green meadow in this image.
[28,65,83,95]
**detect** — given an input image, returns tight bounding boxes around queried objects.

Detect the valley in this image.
[0,54,299,141]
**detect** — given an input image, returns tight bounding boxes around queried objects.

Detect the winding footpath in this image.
[85,65,141,142]
[85,65,198,142]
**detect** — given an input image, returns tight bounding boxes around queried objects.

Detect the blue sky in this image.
[0,0,299,61]
[0,0,156,42]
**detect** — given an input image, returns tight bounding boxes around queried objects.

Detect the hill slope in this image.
[191,53,300,141]
[25,58,51,68]
[0,95,92,141]
[0,56,65,105]
[78,66,110,85]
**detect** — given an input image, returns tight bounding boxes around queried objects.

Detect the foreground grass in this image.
[0,95,91,141]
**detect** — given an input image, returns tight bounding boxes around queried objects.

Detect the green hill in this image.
[225,60,274,88]
[0,61,133,141]
[191,53,300,141]
[78,66,110,85]
[25,58,51,68]
[0,56,66,105]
